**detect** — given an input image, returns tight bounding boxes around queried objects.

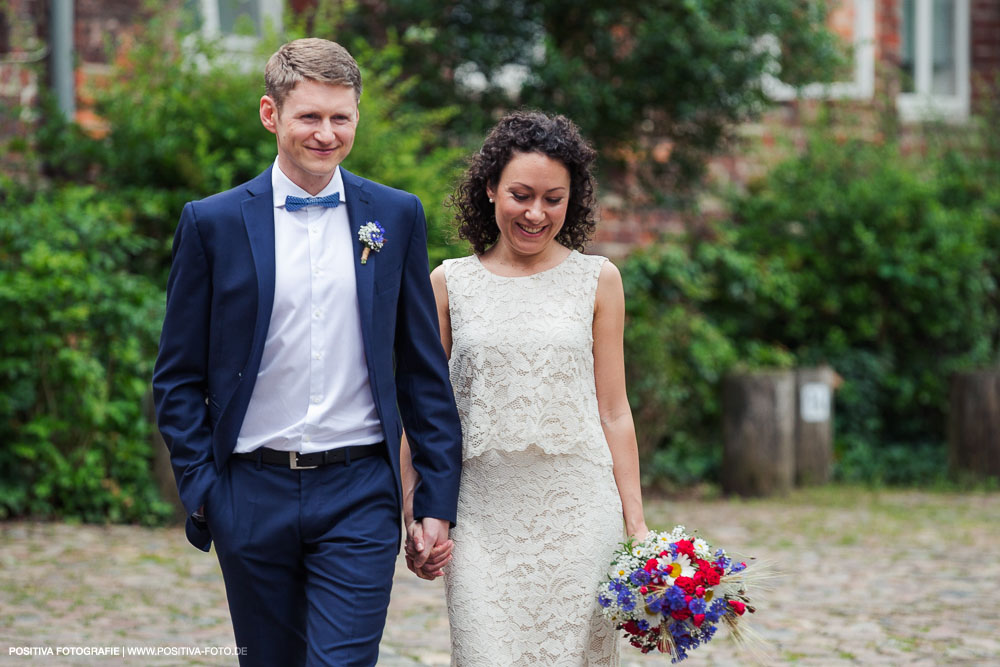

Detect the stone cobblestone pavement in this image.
[2,487,998,666]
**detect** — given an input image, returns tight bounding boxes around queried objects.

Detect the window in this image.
[897,0,970,121]
[197,0,282,46]
[763,0,876,101]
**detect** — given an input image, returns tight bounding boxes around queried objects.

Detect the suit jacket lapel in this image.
[242,167,276,357]
[343,168,375,336]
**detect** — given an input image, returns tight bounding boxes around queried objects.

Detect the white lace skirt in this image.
[444,447,623,666]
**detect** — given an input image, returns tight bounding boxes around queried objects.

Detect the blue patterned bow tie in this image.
[284,192,341,211]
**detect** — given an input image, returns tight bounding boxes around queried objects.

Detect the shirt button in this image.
[314,352,322,360]
[314,310,321,319]
[311,395,321,404]
[304,435,311,443]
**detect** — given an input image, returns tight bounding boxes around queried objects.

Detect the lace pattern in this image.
[445,448,622,666]
[443,252,613,467]
[442,251,623,665]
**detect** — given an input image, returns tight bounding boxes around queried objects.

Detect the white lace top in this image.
[443,250,613,467]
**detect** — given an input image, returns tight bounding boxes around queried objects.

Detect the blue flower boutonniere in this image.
[358,221,386,264]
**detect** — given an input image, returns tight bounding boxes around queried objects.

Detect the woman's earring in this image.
[488,197,494,203]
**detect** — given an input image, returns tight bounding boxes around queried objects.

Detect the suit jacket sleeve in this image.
[152,202,219,521]
[394,196,463,525]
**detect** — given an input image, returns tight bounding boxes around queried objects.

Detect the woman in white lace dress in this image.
[402,111,648,665]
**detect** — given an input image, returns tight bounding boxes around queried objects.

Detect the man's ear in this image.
[260,95,278,135]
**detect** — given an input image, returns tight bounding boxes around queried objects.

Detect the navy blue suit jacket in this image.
[152,166,462,551]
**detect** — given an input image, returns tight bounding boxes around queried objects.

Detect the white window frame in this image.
[896,0,970,123]
[763,0,876,102]
[199,0,283,50]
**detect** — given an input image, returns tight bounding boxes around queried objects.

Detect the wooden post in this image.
[949,370,1000,479]
[722,370,795,496]
[795,366,835,485]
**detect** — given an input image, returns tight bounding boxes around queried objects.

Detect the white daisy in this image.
[659,552,696,580]
[669,525,689,541]
[693,538,712,559]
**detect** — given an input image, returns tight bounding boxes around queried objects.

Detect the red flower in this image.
[692,613,706,627]
[623,620,646,636]
[697,561,721,586]
[675,539,695,558]
[695,585,706,598]
[670,608,692,620]
[674,577,697,595]
[729,600,747,616]
[644,558,659,573]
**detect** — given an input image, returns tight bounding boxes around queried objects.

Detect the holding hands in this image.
[404,517,453,580]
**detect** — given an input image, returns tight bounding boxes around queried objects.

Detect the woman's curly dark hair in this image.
[449,110,598,254]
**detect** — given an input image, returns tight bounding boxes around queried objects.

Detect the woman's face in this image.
[486,151,571,258]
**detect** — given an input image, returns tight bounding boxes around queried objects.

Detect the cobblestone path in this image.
[2,488,998,665]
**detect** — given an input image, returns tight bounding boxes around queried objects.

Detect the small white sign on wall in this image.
[800,383,831,423]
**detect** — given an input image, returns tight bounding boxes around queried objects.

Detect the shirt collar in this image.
[271,159,345,209]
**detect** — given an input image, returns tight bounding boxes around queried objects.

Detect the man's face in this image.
[260,80,359,195]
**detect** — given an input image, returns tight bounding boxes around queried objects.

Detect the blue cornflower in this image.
[706,598,728,622]
[609,579,625,593]
[598,593,612,609]
[617,589,636,612]
[730,561,747,574]
[688,598,707,614]
[637,619,650,632]
[665,586,687,611]
[630,569,651,586]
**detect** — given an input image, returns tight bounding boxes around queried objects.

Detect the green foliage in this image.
[731,133,997,464]
[31,13,468,266]
[621,233,794,488]
[338,40,469,264]
[1,12,471,522]
[334,0,844,190]
[0,187,172,523]
[623,127,1000,488]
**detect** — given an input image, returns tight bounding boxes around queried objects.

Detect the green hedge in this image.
[1,18,469,522]
[0,187,172,522]
[623,127,1000,487]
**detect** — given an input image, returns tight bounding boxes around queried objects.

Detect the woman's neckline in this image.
[474,249,575,279]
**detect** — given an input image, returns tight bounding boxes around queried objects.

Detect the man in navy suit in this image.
[152,38,462,666]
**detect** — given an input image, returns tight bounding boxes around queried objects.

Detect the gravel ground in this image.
[2,487,998,666]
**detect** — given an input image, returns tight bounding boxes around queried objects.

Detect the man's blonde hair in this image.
[264,38,362,110]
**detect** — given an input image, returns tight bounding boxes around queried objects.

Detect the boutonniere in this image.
[358,221,386,264]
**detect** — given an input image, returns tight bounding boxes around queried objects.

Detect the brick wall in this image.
[972,0,1000,110]
[592,0,998,259]
[74,0,151,64]
[0,0,44,176]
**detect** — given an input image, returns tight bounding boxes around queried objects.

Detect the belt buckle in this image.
[289,451,317,470]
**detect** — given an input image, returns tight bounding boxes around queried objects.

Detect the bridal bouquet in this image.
[598,525,763,663]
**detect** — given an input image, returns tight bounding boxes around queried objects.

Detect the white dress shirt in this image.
[234,161,383,454]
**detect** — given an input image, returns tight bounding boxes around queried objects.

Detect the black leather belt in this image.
[234,442,385,469]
